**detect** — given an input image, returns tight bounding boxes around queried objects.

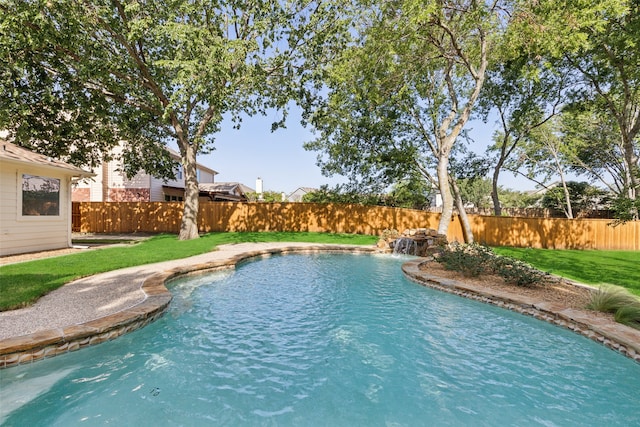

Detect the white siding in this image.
[198,168,215,184]
[70,141,217,202]
[108,158,128,187]
[74,167,103,201]
[159,174,184,189]
[150,176,169,201]
[149,171,184,202]
[122,169,151,189]
[1,163,73,256]
[90,168,103,201]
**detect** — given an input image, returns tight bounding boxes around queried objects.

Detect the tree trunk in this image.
[436,155,454,236]
[451,177,474,243]
[491,163,502,217]
[552,145,573,219]
[555,165,574,219]
[179,144,200,240]
[622,134,639,217]
[560,179,573,219]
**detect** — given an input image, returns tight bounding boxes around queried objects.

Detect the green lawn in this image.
[492,247,640,296]
[5,233,636,312]
[0,232,378,311]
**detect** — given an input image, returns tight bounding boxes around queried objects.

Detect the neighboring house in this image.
[286,187,317,202]
[0,140,93,256]
[199,182,254,202]
[429,192,443,208]
[72,144,218,202]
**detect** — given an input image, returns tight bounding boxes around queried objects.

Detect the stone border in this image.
[402,259,640,364]
[0,245,376,369]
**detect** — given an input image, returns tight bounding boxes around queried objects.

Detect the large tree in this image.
[303,0,509,240]
[1,0,333,239]
[513,0,640,219]
[561,100,636,197]
[479,59,569,215]
[509,119,578,218]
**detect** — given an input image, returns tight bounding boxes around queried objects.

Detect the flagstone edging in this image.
[401,258,640,364]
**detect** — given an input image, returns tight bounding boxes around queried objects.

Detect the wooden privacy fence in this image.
[73,202,640,250]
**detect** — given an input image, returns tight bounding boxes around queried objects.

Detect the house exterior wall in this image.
[288,189,309,202]
[150,174,184,202]
[73,187,91,202]
[108,188,151,201]
[198,168,215,184]
[1,162,74,256]
[72,148,216,202]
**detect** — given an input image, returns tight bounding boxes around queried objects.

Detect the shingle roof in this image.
[199,182,254,194]
[0,140,94,177]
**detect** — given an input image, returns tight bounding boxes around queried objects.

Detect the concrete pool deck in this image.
[1,243,639,368]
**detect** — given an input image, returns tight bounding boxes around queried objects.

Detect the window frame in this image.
[18,171,65,221]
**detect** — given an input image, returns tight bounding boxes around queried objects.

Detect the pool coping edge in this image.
[401,259,640,364]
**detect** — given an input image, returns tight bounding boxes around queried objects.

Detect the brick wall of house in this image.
[72,188,91,202]
[108,188,150,202]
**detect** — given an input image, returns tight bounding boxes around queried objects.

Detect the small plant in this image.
[494,257,550,287]
[436,243,495,277]
[587,286,640,329]
[614,305,640,330]
[436,243,549,287]
[380,229,400,241]
[586,286,639,313]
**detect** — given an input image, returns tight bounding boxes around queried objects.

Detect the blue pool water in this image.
[1,253,639,426]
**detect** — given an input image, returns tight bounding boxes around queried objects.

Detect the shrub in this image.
[380,229,400,241]
[614,305,640,330]
[586,286,639,313]
[587,286,640,329]
[436,243,496,277]
[494,257,550,287]
[436,243,549,286]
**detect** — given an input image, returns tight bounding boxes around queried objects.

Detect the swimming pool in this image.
[1,253,639,426]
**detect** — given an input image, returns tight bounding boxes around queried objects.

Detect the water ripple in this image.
[2,254,639,426]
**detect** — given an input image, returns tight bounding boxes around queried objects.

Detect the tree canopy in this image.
[509,0,640,218]
[1,0,340,238]
[1,0,637,243]
[303,0,509,239]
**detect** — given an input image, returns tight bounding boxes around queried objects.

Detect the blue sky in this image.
[196,109,346,194]
[193,107,539,195]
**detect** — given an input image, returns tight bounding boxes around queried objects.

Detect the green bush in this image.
[436,243,495,277]
[436,243,549,287]
[494,257,550,287]
[586,286,639,313]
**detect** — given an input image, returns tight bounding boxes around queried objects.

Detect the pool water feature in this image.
[1,253,639,426]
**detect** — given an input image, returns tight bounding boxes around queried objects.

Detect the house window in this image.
[165,195,171,201]
[22,174,60,216]
[176,165,183,180]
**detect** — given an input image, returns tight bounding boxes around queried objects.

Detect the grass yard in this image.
[0,232,378,311]
[493,247,640,296]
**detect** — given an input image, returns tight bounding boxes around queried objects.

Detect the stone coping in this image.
[2,247,638,368]
[0,245,376,369]
[402,259,640,364]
